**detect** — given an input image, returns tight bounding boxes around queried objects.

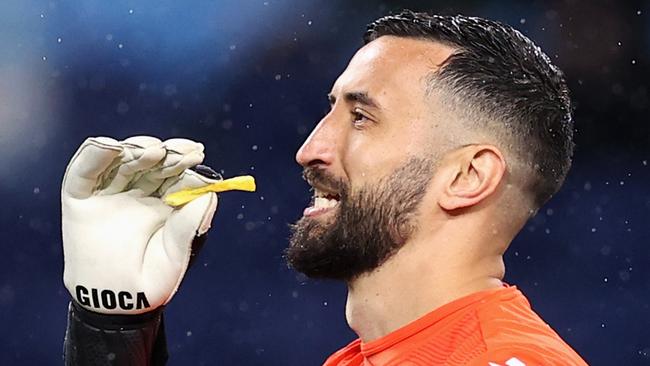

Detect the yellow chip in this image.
[164,175,256,207]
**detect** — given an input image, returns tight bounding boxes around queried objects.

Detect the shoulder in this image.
[473,288,588,366]
[470,345,588,366]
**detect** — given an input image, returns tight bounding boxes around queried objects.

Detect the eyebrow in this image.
[327,91,381,110]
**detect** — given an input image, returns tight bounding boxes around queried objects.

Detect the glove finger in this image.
[62,137,123,199]
[99,136,166,195]
[158,165,222,198]
[131,138,205,196]
[142,192,218,303]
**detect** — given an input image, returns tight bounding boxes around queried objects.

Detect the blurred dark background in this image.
[0,0,648,364]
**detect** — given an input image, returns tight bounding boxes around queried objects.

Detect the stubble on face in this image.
[286,157,434,282]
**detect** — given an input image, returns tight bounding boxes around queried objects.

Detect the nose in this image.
[295,116,338,169]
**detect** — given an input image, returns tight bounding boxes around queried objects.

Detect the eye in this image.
[351,109,369,126]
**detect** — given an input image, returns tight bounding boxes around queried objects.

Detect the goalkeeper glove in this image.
[61,136,219,314]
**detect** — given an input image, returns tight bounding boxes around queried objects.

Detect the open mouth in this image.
[304,186,341,217]
[314,187,341,208]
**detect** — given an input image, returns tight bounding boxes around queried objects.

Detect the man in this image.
[61,10,587,366]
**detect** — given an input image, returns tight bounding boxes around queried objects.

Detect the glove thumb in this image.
[141,192,217,306]
[163,192,217,267]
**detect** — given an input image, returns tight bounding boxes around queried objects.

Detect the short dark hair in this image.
[364,10,574,208]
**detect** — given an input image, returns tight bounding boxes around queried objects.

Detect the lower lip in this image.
[303,205,338,217]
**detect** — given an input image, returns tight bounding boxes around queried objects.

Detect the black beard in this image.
[286,157,434,282]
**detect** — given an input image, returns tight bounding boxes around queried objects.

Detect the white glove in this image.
[61,136,219,315]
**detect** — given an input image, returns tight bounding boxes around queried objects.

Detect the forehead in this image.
[331,36,456,102]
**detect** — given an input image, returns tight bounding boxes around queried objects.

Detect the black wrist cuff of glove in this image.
[70,301,164,330]
[64,301,168,365]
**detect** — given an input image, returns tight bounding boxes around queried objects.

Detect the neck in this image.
[345,225,506,342]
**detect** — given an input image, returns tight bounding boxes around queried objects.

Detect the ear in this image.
[438,145,506,211]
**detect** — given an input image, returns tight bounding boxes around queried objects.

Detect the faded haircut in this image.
[364,10,574,208]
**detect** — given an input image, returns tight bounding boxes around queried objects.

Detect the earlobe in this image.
[438,146,506,212]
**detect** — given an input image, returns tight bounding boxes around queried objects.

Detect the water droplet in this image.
[632,59,636,64]
[128,9,134,14]
[57,37,62,43]
[42,56,47,61]
[307,20,312,25]
[519,18,526,24]
[118,43,124,49]
[116,101,129,114]
[252,145,258,151]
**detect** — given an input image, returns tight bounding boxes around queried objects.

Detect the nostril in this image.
[308,159,328,167]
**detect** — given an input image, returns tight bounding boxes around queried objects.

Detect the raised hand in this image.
[62,136,219,314]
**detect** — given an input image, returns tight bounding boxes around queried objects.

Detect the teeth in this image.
[314,188,338,199]
[314,196,339,208]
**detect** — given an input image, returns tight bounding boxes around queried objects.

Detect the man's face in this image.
[287,37,456,281]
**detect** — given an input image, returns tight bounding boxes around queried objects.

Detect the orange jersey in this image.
[323,286,587,366]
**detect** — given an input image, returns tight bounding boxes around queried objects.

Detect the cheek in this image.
[343,131,410,183]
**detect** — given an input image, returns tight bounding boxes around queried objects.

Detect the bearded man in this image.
[61,10,588,366]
